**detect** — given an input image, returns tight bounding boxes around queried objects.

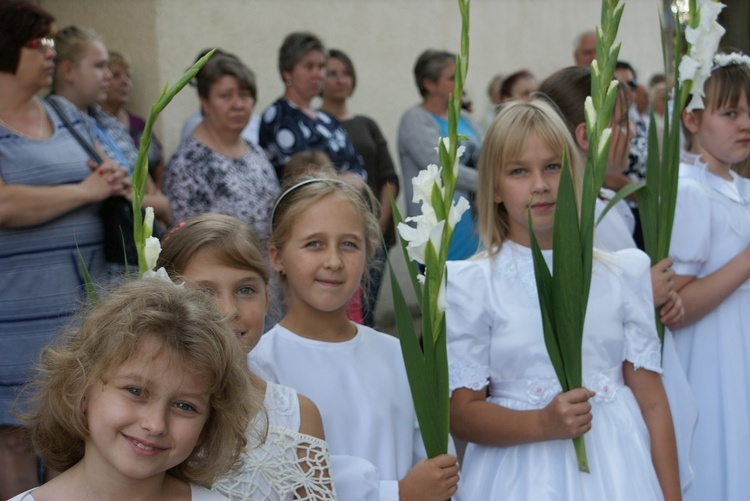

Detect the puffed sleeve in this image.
[616,248,663,373]
[446,259,493,393]
[670,176,711,276]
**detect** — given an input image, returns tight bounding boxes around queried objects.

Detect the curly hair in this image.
[18,279,263,487]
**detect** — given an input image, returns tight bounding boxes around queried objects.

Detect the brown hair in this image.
[500,70,536,101]
[327,49,357,93]
[196,54,257,101]
[158,213,270,285]
[19,279,261,487]
[477,99,582,255]
[278,32,325,77]
[683,54,750,150]
[0,0,55,74]
[283,150,337,183]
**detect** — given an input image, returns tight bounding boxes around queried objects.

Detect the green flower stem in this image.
[390,0,470,467]
[133,50,215,274]
[529,0,624,473]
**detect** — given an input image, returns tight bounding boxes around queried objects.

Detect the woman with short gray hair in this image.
[258,31,364,180]
[397,48,483,260]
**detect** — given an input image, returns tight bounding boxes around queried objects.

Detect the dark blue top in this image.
[258,98,365,180]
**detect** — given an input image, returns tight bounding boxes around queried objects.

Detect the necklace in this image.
[0,99,44,140]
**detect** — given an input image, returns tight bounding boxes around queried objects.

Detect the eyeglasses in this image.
[24,37,55,52]
[625,80,638,90]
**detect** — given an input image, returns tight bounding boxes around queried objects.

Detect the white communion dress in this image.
[212,382,335,500]
[595,187,698,499]
[669,154,750,501]
[446,241,665,500]
[251,324,433,501]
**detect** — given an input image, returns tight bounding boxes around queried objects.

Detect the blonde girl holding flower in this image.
[670,52,750,501]
[250,175,460,501]
[10,279,259,501]
[446,99,680,500]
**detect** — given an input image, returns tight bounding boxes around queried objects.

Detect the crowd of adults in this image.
[3,0,748,497]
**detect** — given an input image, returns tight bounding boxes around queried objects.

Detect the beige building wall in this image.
[42,0,667,162]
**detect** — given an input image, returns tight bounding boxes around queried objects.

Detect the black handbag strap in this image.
[44,95,103,165]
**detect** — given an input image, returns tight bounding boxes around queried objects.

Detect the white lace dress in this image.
[446,241,665,500]
[669,154,750,501]
[212,382,335,500]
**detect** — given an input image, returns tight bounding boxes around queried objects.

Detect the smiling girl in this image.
[157,213,336,500]
[10,279,259,501]
[446,99,680,500]
[251,175,459,500]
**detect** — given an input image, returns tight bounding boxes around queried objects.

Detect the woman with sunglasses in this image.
[0,3,127,497]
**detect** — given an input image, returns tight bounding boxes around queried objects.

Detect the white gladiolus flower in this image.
[142,267,185,288]
[398,218,445,265]
[437,137,466,176]
[597,128,612,158]
[143,207,155,239]
[448,196,470,229]
[584,97,597,126]
[412,164,443,205]
[681,0,726,111]
[144,236,162,271]
[436,272,448,312]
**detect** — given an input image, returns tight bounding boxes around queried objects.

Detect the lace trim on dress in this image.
[631,350,663,374]
[448,360,490,393]
[213,426,335,500]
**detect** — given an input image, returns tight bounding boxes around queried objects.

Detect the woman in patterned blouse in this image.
[163,53,280,243]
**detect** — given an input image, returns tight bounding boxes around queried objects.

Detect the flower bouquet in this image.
[389,0,471,460]
[528,0,624,473]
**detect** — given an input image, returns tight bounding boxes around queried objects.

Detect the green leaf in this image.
[552,159,585,390]
[388,260,444,458]
[76,243,98,304]
[133,49,215,274]
[594,184,643,227]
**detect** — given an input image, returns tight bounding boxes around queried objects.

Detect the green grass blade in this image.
[76,243,98,304]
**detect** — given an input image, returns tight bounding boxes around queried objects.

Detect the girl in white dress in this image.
[540,67,696,499]
[251,175,460,501]
[447,99,680,500]
[670,54,750,501]
[157,213,336,500]
[9,279,258,501]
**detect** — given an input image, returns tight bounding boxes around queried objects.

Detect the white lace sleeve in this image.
[213,426,335,500]
[213,383,336,500]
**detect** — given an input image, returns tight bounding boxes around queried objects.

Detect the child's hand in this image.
[650,258,675,307]
[398,453,459,501]
[540,388,594,440]
[661,291,685,329]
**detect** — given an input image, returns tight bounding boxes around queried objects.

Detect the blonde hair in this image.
[52,25,101,89]
[478,99,582,255]
[19,279,261,487]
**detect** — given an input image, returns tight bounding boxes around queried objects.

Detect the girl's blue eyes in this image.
[237,286,255,295]
[124,387,198,413]
[174,401,197,413]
